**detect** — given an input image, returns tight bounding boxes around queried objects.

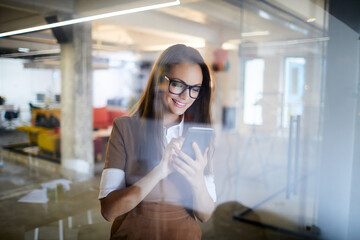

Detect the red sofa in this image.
[93,107,128,129]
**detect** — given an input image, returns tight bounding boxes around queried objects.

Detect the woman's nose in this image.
[179,89,190,100]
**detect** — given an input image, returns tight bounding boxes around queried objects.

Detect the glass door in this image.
[213,0,328,238]
[232,48,323,238]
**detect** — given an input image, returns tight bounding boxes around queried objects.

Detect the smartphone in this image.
[181,127,214,160]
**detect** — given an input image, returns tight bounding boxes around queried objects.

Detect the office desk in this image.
[93,127,112,162]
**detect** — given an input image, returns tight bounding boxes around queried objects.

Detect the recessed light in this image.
[259,10,270,20]
[306,18,316,23]
[242,31,269,37]
[18,48,30,53]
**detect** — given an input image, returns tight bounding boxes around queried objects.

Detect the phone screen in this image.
[181,127,214,160]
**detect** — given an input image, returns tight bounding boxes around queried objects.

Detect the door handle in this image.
[287,115,301,199]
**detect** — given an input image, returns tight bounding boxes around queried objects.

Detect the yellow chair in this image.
[37,131,60,157]
[16,125,52,145]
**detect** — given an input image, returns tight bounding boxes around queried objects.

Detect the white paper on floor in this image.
[18,188,48,203]
[18,179,72,203]
[41,179,72,191]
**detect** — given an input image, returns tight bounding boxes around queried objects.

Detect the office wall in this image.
[0,58,60,122]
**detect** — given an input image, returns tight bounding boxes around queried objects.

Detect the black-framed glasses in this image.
[164,76,202,99]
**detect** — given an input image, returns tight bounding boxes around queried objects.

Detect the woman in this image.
[99,44,216,239]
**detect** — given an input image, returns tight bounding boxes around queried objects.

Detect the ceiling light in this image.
[18,48,30,53]
[222,43,238,50]
[259,10,270,20]
[241,31,269,37]
[0,0,180,38]
[306,18,316,23]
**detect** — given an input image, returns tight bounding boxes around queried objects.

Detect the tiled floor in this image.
[0,130,318,239]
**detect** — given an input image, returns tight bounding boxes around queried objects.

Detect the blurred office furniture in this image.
[55,94,61,103]
[34,93,60,108]
[37,128,61,158]
[36,93,45,103]
[17,107,61,157]
[107,97,129,109]
[93,127,113,162]
[0,96,5,105]
[0,104,19,129]
[222,107,236,130]
[31,108,60,156]
[30,108,61,127]
[92,107,129,162]
[93,106,128,130]
[29,102,41,109]
[4,108,20,129]
[16,106,128,161]
[0,104,8,128]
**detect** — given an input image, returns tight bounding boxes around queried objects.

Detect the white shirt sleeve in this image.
[204,174,217,202]
[98,168,126,199]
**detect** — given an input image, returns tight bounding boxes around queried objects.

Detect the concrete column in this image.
[60,22,93,178]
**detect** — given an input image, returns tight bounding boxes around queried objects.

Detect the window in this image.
[243,58,265,125]
[282,57,306,128]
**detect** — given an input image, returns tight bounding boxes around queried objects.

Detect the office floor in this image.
[0,130,312,240]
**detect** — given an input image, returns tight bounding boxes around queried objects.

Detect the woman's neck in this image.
[163,112,181,128]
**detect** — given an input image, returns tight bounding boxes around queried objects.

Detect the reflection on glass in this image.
[282,57,306,128]
[1,0,359,239]
[243,58,264,125]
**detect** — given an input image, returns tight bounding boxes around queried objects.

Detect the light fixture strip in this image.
[0,0,180,38]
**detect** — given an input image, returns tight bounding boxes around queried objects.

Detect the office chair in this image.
[4,108,20,129]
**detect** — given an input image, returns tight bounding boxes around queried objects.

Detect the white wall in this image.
[92,51,141,109]
[92,66,136,108]
[0,58,61,122]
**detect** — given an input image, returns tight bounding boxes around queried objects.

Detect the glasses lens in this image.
[190,86,201,99]
[169,80,185,94]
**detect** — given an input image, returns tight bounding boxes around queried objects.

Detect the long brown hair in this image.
[131,44,213,169]
[132,44,212,123]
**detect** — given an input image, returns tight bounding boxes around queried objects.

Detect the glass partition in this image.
[0,0,359,239]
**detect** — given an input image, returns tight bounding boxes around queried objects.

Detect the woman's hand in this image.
[172,143,214,222]
[172,142,209,189]
[157,137,185,178]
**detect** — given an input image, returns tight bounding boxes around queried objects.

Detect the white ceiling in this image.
[0,0,326,61]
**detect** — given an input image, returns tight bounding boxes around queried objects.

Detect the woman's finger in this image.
[202,147,209,166]
[175,148,194,166]
[169,137,184,150]
[172,161,189,178]
[173,157,194,174]
[178,137,185,146]
[192,142,203,161]
[168,138,179,149]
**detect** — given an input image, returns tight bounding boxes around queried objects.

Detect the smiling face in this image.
[161,63,203,124]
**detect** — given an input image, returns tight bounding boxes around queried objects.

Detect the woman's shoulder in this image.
[113,115,141,131]
[113,115,131,124]
[111,116,143,146]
